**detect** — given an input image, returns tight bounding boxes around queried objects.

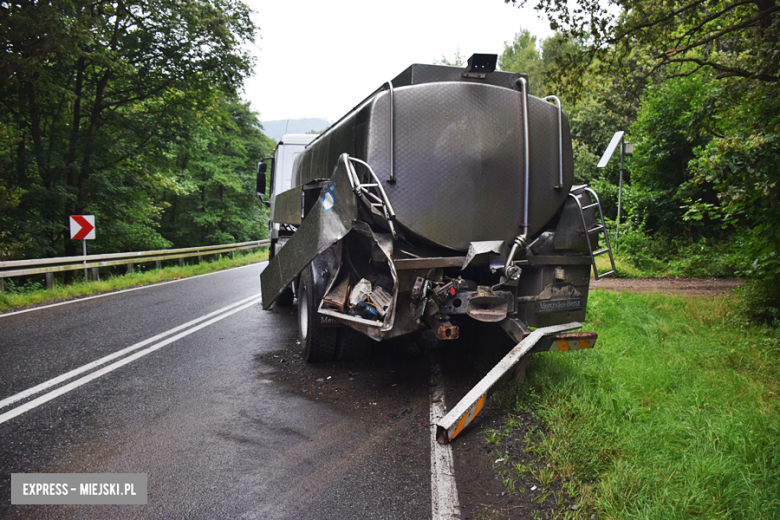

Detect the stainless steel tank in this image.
[293,63,574,251]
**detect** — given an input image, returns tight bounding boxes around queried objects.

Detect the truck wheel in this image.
[298,264,337,363]
[276,286,295,307]
[335,328,371,361]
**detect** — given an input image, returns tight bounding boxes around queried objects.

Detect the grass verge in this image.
[0,249,268,314]
[484,290,780,519]
[593,253,649,278]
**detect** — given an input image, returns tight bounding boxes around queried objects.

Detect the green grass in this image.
[594,253,651,279]
[494,290,780,519]
[0,249,268,313]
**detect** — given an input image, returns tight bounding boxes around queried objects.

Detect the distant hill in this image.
[260,118,331,142]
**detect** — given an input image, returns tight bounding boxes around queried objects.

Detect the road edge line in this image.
[430,361,462,520]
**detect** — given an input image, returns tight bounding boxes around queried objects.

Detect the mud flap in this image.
[261,156,359,309]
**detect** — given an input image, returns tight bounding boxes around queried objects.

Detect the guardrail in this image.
[0,239,270,291]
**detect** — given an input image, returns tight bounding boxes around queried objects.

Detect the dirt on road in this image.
[591,277,743,296]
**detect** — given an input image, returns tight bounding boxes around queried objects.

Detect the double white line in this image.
[0,293,264,426]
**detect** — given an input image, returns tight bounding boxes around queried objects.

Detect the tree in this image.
[506,0,779,83]
[0,0,257,262]
[434,49,466,67]
[499,29,545,95]
[629,70,717,237]
[159,97,275,247]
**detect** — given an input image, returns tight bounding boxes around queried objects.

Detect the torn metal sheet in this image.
[314,220,399,340]
[461,240,505,270]
[261,156,359,309]
[272,186,304,226]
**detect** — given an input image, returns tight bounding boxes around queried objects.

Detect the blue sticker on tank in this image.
[322,189,335,211]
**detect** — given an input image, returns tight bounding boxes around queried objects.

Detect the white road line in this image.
[0,260,268,318]
[430,362,461,520]
[0,294,264,426]
[0,293,263,411]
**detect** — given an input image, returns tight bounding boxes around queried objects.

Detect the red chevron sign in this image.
[69,215,96,240]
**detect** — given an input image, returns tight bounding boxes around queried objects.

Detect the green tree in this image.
[499,29,545,95]
[434,49,466,67]
[506,0,779,84]
[160,97,275,247]
[629,70,718,237]
[0,0,257,262]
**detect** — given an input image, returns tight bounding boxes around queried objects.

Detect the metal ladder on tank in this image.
[570,187,616,280]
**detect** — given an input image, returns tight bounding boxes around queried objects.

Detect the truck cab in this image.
[262,133,317,258]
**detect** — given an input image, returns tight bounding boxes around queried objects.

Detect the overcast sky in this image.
[241,0,553,122]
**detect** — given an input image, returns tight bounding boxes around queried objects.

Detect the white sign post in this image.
[597,132,634,252]
[69,215,96,282]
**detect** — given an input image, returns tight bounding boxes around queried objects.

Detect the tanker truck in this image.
[258,54,616,442]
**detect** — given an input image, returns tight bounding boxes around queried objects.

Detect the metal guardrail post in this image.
[126,263,133,274]
[46,273,53,290]
[91,268,99,282]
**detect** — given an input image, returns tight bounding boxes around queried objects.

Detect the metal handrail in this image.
[0,239,270,280]
[569,188,616,280]
[385,80,396,183]
[543,95,563,189]
[344,155,398,239]
[517,77,530,236]
[503,77,532,280]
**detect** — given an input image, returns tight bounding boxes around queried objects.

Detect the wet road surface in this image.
[0,263,436,519]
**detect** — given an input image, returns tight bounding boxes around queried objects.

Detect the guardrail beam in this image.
[0,239,270,290]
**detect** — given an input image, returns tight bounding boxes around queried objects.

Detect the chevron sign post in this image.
[70,215,96,282]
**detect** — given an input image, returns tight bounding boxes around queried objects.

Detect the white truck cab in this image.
[258,133,317,257]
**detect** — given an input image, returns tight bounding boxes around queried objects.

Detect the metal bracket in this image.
[435,321,581,443]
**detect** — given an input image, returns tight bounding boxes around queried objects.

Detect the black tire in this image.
[276,285,295,307]
[335,328,372,361]
[298,263,337,363]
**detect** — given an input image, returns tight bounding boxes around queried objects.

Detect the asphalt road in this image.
[0,262,435,519]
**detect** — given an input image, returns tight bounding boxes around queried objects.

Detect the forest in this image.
[0,0,275,270]
[1,0,778,323]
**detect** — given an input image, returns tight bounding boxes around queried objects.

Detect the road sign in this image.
[69,215,96,240]
[597,131,624,168]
